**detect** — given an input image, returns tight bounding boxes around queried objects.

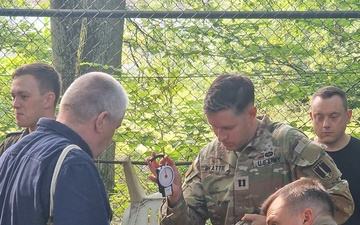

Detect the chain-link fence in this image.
[1,0,360,224]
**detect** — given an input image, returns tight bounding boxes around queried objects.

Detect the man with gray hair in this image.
[0,72,129,225]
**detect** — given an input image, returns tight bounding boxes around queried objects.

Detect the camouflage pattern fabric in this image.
[313,216,337,225]
[0,128,29,156]
[160,115,354,225]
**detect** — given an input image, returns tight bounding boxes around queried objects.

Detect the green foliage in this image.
[1,0,360,223]
[113,75,212,162]
[0,17,52,67]
[0,14,52,138]
[0,0,49,8]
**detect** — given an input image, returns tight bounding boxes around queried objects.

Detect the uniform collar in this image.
[37,117,93,158]
[217,115,273,167]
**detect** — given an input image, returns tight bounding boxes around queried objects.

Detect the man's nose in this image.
[12,97,20,108]
[323,117,331,127]
[216,130,227,142]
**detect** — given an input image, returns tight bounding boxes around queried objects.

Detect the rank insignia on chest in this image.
[312,160,332,180]
[234,176,249,190]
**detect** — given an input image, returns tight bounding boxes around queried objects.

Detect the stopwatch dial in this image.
[158,166,174,187]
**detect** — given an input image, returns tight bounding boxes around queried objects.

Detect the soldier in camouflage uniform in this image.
[0,128,29,155]
[0,62,61,156]
[147,74,354,225]
[261,177,337,225]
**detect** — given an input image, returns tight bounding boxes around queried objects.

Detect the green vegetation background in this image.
[0,0,359,223]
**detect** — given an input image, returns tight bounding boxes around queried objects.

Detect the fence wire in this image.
[0,0,360,224]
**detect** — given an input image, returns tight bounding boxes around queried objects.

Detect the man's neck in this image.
[237,118,260,152]
[315,134,351,152]
[29,112,56,133]
[28,125,37,133]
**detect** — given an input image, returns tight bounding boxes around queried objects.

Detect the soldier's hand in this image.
[241,214,266,225]
[146,151,183,206]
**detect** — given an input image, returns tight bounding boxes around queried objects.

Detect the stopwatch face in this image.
[158,166,174,187]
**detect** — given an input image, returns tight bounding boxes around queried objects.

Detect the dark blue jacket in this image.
[0,118,112,225]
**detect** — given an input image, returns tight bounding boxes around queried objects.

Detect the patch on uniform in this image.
[253,157,281,168]
[253,150,282,168]
[264,151,274,158]
[234,176,249,190]
[201,164,228,172]
[312,160,332,179]
[294,140,307,154]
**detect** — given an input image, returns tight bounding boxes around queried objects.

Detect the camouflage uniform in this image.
[0,128,29,156]
[314,217,337,225]
[160,115,354,225]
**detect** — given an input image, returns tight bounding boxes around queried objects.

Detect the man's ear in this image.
[302,208,314,225]
[346,109,352,124]
[95,111,109,133]
[44,92,56,108]
[248,106,257,119]
[309,111,313,120]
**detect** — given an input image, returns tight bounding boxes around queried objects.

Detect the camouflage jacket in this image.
[160,115,354,225]
[314,216,337,225]
[0,128,29,157]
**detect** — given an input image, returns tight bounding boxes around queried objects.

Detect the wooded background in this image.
[0,0,359,223]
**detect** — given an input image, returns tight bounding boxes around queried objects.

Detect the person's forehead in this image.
[266,197,287,220]
[312,95,343,105]
[11,74,40,91]
[311,95,345,112]
[206,110,244,127]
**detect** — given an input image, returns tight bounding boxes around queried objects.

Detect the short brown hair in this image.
[261,177,334,217]
[12,62,62,107]
[311,86,348,110]
[203,74,254,115]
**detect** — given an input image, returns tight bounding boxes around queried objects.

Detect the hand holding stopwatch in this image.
[150,154,174,197]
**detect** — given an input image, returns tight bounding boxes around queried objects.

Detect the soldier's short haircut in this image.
[311,86,348,110]
[12,62,62,107]
[203,74,254,115]
[260,177,335,218]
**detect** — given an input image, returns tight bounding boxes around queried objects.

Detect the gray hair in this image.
[59,72,129,123]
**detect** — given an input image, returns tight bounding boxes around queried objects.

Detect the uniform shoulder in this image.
[5,130,24,138]
[269,121,306,143]
[0,130,26,155]
[199,139,222,156]
[268,120,295,132]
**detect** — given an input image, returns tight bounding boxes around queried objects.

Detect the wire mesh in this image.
[0,0,359,224]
